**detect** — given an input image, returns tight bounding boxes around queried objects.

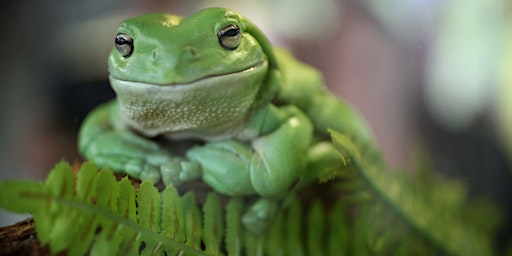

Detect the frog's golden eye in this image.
[218,24,241,50]
[115,33,134,57]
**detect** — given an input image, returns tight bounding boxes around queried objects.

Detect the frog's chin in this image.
[109,61,268,140]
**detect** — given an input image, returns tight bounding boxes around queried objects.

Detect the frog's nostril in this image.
[181,46,199,61]
[189,47,197,57]
[152,50,157,59]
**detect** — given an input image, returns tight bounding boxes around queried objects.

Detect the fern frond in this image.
[0,134,502,256]
[225,198,243,256]
[203,193,223,255]
[329,129,500,256]
[0,161,208,255]
[3,162,355,255]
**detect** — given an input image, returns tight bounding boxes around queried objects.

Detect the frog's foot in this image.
[82,130,202,185]
[241,198,278,235]
[186,140,257,196]
[90,150,171,183]
[160,159,202,186]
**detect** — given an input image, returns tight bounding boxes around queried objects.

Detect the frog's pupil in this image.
[116,38,127,45]
[224,28,239,37]
[116,35,131,45]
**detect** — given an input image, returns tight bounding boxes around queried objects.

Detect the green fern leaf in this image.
[306,199,325,256]
[0,162,211,255]
[182,191,203,250]
[0,134,503,255]
[244,231,263,256]
[137,180,162,233]
[160,184,185,243]
[284,199,304,256]
[0,179,46,217]
[203,192,224,255]
[266,207,284,255]
[329,129,499,256]
[225,197,244,256]
[327,202,348,255]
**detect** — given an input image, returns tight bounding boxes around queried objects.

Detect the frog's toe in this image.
[178,161,202,182]
[139,165,161,183]
[123,159,144,176]
[113,159,158,182]
[161,161,182,186]
[161,160,202,186]
[241,198,278,235]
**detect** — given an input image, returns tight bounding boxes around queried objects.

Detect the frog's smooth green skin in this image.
[79,8,374,234]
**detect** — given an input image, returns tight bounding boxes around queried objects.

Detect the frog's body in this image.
[79,8,373,233]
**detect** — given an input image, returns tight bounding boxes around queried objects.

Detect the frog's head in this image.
[108,8,280,138]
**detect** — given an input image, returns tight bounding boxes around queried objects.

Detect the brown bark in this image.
[0,219,49,256]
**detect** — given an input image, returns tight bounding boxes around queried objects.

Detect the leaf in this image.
[137,180,161,233]
[0,162,207,256]
[244,231,263,256]
[203,193,223,255]
[0,180,46,213]
[160,185,186,242]
[182,191,203,250]
[137,180,162,254]
[45,160,75,199]
[306,200,325,256]
[265,210,283,255]
[0,145,503,255]
[285,199,304,256]
[225,197,244,256]
[327,202,348,255]
[329,129,499,256]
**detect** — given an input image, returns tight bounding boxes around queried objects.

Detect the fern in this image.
[329,129,501,255]
[0,161,357,255]
[0,132,502,255]
[0,162,208,255]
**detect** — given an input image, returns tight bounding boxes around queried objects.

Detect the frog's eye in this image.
[115,33,134,57]
[217,24,241,50]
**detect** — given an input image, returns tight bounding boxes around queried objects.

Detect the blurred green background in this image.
[0,0,511,249]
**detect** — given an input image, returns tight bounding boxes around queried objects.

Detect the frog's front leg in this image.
[186,104,313,233]
[78,100,201,183]
[187,104,313,196]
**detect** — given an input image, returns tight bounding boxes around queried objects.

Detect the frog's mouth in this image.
[109,60,268,138]
[110,61,265,87]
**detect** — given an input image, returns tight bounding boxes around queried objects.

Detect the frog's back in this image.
[273,47,374,143]
[274,48,324,108]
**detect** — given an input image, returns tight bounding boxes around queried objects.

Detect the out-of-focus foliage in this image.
[329,130,502,256]
[497,21,512,170]
[423,0,506,130]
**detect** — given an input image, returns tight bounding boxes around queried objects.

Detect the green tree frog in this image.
[79,7,374,234]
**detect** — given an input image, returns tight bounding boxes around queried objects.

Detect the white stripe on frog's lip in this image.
[109,61,265,87]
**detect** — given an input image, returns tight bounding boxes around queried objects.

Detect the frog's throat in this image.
[109,61,268,140]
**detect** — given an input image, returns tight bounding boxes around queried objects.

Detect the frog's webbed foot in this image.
[186,140,257,196]
[160,159,202,186]
[241,198,279,235]
[82,129,202,185]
